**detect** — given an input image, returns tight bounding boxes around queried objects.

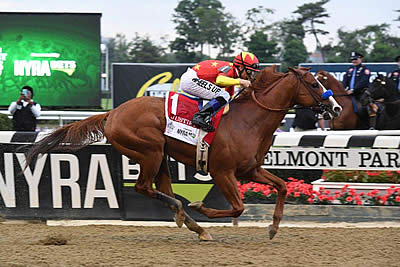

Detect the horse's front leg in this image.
[189,170,244,218]
[249,167,287,240]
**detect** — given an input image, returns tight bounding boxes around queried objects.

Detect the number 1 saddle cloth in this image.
[164,91,224,146]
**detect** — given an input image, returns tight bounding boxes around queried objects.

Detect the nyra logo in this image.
[0,153,118,209]
[0,47,7,76]
[14,52,76,77]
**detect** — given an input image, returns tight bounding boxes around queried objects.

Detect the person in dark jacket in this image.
[292,108,325,132]
[8,85,41,131]
[342,52,376,129]
[388,55,400,95]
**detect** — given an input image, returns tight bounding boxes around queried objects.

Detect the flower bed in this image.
[238,178,400,206]
[323,170,400,183]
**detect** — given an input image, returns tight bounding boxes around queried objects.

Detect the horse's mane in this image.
[252,65,285,90]
[234,65,285,103]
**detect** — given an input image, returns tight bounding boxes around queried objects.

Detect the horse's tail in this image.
[25,112,110,167]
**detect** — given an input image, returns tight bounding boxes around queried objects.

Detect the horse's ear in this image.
[299,67,312,71]
[271,64,277,72]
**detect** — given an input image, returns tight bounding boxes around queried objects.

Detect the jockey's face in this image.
[238,66,249,80]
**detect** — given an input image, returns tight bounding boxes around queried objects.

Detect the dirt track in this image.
[0,223,399,266]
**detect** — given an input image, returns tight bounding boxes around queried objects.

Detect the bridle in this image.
[251,70,332,115]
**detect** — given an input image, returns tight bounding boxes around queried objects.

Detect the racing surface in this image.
[0,223,399,266]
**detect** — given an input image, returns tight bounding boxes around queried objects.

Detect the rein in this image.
[251,71,325,112]
[251,73,293,112]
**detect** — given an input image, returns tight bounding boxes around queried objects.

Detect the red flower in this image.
[294,192,301,197]
[307,198,314,204]
[346,196,353,202]
[395,196,400,202]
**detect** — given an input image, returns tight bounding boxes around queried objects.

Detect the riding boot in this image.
[192,97,226,132]
[369,115,377,130]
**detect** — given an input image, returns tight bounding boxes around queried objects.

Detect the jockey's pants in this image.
[179,68,231,102]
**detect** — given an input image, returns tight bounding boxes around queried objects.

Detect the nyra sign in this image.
[263,148,400,170]
[0,152,118,209]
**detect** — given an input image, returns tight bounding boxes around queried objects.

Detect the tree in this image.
[107,33,132,63]
[241,6,279,62]
[129,34,165,63]
[294,0,330,60]
[244,31,280,63]
[273,19,308,69]
[323,24,400,63]
[395,9,400,27]
[282,39,309,68]
[171,0,238,60]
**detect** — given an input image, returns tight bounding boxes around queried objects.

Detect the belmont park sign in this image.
[264,148,400,171]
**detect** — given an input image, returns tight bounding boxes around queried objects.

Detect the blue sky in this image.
[1,0,399,52]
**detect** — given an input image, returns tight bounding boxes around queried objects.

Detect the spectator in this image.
[388,55,400,94]
[292,108,325,132]
[8,85,41,131]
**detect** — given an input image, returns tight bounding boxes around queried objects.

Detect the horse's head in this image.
[316,70,346,94]
[368,74,397,100]
[288,67,342,119]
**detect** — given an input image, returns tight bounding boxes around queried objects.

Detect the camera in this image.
[21,89,28,96]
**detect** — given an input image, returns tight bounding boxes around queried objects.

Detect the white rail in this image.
[0,110,295,127]
[0,110,106,127]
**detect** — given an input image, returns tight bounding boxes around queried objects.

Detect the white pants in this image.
[179,68,230,102]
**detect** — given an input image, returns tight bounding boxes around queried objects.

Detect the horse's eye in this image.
[312,83,319,88]
[377,79,381,82]
[323,76,328,80]
[381,81,386,85]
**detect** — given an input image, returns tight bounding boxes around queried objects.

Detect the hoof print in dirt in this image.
[39,234,68,246]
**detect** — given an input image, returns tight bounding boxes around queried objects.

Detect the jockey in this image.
[179,52,260,132]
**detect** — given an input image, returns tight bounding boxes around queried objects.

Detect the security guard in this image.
[342,52,375,129]
[342,52,371,97]
[388,55,400,95]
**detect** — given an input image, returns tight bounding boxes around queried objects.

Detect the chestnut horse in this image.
[317,70,368,129]
[25,66,340,240]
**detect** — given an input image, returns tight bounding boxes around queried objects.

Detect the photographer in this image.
[8,85,41,131]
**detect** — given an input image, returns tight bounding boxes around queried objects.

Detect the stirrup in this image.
[192,116,215,132]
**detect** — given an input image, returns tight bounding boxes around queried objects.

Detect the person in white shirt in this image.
[8,86,41,131]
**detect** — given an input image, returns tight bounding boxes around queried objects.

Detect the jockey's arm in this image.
[216,75,251,88]
[215,75,240,87]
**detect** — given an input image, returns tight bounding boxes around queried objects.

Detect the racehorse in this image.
[368,75,400,129]
[317,70,369,130]
[24,66,341,240]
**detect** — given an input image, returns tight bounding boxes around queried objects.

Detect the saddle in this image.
[164,91,227,175]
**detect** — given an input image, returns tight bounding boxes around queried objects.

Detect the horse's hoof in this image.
[268,225,277,240]
[199,230,213,241]
[174,210,185,228]
[188,201,203,210]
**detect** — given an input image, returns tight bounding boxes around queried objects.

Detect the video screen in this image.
[0,12,101,107]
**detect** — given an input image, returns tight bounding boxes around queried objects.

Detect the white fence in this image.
[0,110,297,128]
[0,110,106,127]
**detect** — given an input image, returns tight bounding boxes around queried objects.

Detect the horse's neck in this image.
[229,74,296,146]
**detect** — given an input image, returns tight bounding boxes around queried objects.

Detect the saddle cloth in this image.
[164,91,224,146]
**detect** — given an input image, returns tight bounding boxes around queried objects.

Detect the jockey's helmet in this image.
[233,52,260,80]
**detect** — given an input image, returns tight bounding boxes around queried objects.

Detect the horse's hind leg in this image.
[155,157,213,241]
[134,154,186,228]
[109,139,186,228]
[251,167,287,240]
